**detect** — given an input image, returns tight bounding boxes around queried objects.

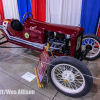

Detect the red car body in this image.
[0,17,84,57]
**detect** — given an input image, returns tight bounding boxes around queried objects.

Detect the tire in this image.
[47,56,93,97]
[82,34,100,60]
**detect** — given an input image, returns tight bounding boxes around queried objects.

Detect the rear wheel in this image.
[82,34,100,60]
[47,56,93,97]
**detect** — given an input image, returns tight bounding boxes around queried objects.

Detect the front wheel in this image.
[82,34,100,60]
[47,56,93,97]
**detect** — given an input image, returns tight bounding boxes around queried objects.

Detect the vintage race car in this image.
[0,12,100,97]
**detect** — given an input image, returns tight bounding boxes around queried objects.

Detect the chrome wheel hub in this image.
[62,71,75,82]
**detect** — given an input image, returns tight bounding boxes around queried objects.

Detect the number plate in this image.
[36,47,50,82]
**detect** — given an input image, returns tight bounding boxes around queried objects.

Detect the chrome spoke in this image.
[73,81,81,88]
[75,72,81,77]
[57,78,64,81]
[75,78,83,81]
[55,72,62,76]
[56,76,62,79]
[58,80,64,82]
[71,82,78,89]
[68,82,75,89]
[56,76,63,80]
[74,80,83,85]
[67,82,71,88]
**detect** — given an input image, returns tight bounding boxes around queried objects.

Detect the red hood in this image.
[25,17,84,36]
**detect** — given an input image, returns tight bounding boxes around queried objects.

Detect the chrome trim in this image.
[0,25,65,51]
[47,42,65,51]
[0,25,10,38]
[0,25,45,49]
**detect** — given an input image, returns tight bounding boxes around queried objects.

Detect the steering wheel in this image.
[22,12,33,24]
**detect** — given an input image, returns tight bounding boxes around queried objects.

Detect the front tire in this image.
[47,56,93,97]
[82,34,100,60]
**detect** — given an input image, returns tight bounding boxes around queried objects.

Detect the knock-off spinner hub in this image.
[62,71,75,82]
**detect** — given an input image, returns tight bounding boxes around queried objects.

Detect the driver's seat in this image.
[11,19,23,31]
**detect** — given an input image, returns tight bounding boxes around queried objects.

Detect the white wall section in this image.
[46,0,82,26]
[2,0,20,20]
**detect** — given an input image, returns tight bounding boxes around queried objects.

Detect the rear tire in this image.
[47,56,93,97]
[82,34,100,60]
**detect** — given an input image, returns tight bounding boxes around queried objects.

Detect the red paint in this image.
[95,42,99,48]
[36,47,50,82]
[97,24,100,37]
[0,0,4,20]
[0,17,84,57]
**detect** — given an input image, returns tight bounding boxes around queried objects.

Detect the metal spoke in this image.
[69,67,73,72]
[55,69,62,74]
[64,82,67,87]
[57,66,64,72]
[55,76,62,79]
[57,80,63,82]
[61,82,65,86]
[54,72,61,75]
[56,77,63,80]
[75,73,81,77]
[57,78,64,81]
[75,78,83,81]
[67,82,71,88]
[71,82,78,89]
[58,80,64,82]
[73,81,82,88]
[74,80,83,85]
[68,82,75,89]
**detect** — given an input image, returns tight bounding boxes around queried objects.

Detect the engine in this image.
[44,31,71,55]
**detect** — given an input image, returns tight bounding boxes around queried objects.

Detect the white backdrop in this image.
[2,0,19,20]
[46,0,82,26]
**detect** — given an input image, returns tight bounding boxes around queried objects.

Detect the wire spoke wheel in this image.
[51,64,85,94]
[82,34,100,60]
[47,56,93,97]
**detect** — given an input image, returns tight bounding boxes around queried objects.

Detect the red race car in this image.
[0,12,100,97]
